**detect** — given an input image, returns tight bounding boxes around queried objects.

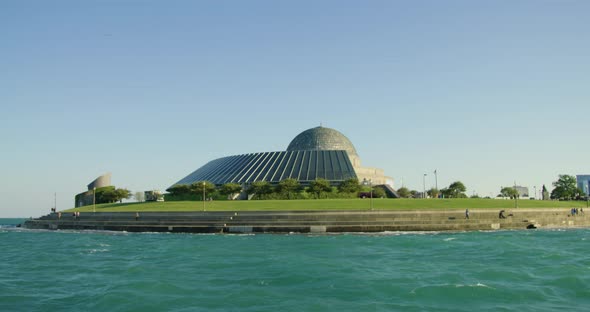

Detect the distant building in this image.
[145,190,164,202]
[542,184,550,200]
[577,175,590,196]
[87,173,111,190]
[170,126,393,191]
[74,173,113,207]
[514,186,529,198]
[498,185,530,199]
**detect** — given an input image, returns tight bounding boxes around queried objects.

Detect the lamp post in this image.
[514,182,518,209]
[370,179,373,210]
[202,182,206,211]
[93,187,96,213]
[423,174,427,199]
[434,169,438,193]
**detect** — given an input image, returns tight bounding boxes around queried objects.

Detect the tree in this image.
[551,174,584,200]
[134,191,144,202]
[115,188,132,203]
[190,181,216,200]
[500,187,519,199]
[427,188,440,199]
[396,187,410,198]
[248,181,273,199]
[309,178,332,199]
[167,184,190,196]
[338,178,361,194]
[94,187,131,203]
[372,187,386,198]
[100,189,118,203]
[277,178,301,199]
[447,181,467,198]
[219,183,242,199]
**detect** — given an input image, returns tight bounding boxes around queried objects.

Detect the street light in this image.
[434,169,438,193]
[362,178,373,210]
[202,181,206,211]
[93,187,96,213]
[514,182,518,209]
[585,184,589,208]
[423,174,427,199]
[370,179,373,210]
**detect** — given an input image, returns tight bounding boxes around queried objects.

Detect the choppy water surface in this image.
[1,218,589,311]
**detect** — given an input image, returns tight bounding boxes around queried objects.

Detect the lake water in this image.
[1,218,589,311]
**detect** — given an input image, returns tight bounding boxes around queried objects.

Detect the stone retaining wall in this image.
[23,209,590,233]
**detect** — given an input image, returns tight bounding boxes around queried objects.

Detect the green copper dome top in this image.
[287,126,358,157]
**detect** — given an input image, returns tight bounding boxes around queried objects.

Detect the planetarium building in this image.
[171,126,391,188]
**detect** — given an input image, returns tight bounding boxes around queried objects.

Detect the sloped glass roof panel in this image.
[170,150,357,188]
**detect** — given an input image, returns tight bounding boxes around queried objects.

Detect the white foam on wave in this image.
[456,283,495,289]
[87,248,109,254]
[477,229,514,233]
[40,229,131,236]
[476,282,492,288]
[273,231,447,236]
[379,231,443,236]
[443,237,456,241]
[410,282,495,294]
[223,233,256,236]
[1,227,49,233]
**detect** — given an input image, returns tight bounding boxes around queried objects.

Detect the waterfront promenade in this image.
[24,208,588,233]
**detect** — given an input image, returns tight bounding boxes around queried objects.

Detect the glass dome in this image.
[287,126,358,157]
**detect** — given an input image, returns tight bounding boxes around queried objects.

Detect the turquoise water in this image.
[1,218,589,311]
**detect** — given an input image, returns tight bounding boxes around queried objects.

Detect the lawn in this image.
[64,198,588,212]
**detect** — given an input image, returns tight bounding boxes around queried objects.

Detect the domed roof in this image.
[287,126,358,156]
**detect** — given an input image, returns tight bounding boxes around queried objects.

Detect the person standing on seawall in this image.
[465,209,470,219]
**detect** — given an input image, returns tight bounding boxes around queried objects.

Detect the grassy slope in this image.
[64,198,588,212]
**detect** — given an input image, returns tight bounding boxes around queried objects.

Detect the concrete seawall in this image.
[23,208,589,233]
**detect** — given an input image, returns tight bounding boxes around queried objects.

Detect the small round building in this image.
[171,126,391,188]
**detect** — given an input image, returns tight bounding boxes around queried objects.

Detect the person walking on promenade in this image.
[465,209,470,219]
[135,212,139,221]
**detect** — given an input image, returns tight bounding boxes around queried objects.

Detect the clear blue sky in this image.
[1,1,589,217]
